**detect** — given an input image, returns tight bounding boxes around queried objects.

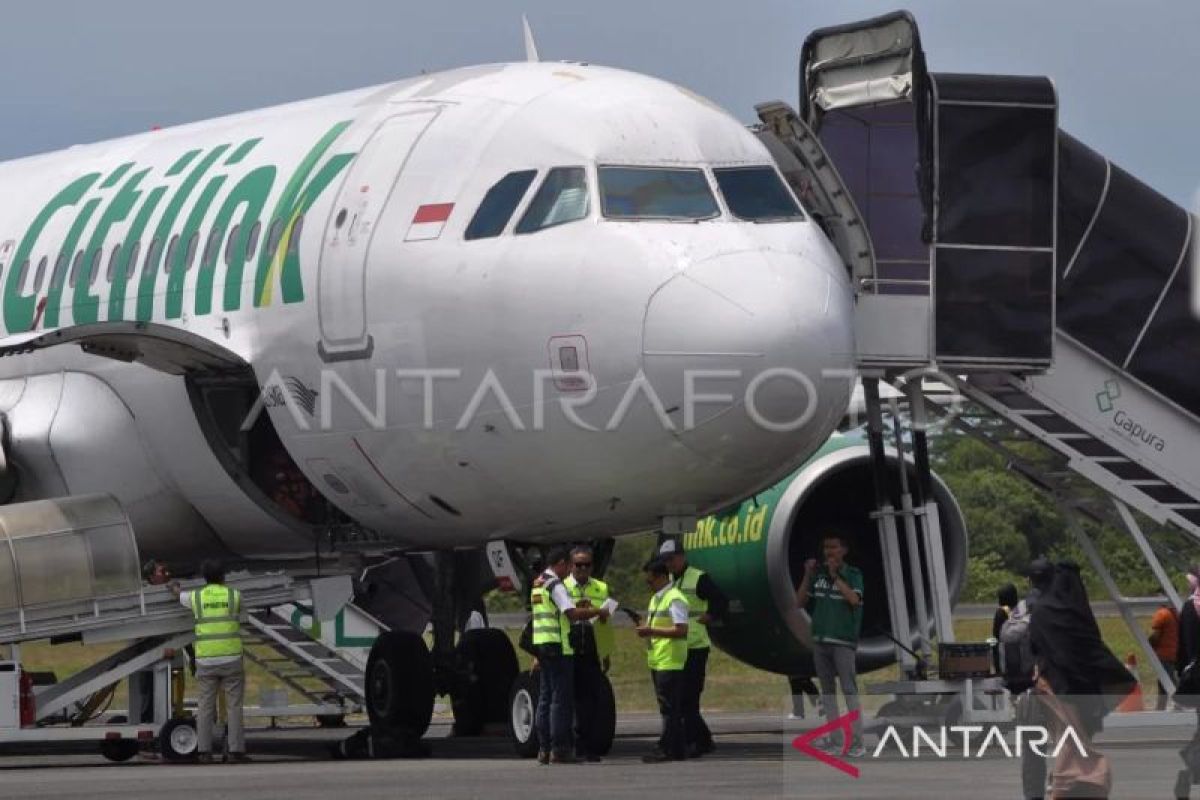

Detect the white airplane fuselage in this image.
[0,63,854,560]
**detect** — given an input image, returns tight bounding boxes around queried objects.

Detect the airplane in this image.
[0,31,857,746]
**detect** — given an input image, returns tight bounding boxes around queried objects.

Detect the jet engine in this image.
[685,438,968,675]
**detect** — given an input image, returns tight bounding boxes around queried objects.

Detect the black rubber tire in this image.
[365,631,434,737]
[589,673,616,756]
[160,717,199,762]
[508,670,540,758]
[452,628,520,736]
[100,738,139,762]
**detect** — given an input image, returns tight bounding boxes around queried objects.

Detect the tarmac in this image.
[1,712,1197,800]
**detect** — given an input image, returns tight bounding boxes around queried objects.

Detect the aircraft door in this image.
[317,108,440,362]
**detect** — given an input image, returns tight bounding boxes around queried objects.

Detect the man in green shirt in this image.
[796,531,865,757]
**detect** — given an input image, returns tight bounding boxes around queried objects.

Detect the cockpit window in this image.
[713,166,804,221]
[515,167,589,234]
[465,170,537,240]
[599,167,719,221]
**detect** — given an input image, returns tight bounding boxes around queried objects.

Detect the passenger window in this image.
[49,254,67,290]
[203,228,221,267]
[144,237,162,275]
[86,248,101,286]
[245,221,261,261]
[515,167,589,234]
[599,167,719,220]
[184,231,199,271]
[713,166,804,221]
[124,241,141,282]
[105,244,121,283]
[16,260,29,293]
[31,257,48,292]
[265,219,283,259]
[163,235,179,274]
[69,250,83,288]
[224,224,241,266]
[465,170,537,240]
[287,215,303,255]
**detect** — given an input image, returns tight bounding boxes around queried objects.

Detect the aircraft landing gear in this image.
[505,668,616,758]
[364,631,434,740]
[451,628,518,735]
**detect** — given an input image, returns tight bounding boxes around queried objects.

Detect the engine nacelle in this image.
[686,438,968,676]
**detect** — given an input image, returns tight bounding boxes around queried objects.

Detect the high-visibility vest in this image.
[646,586,688,671]
[565,575,613,661]
[676,565,711,650]
[191,584,243,659]
[530,573,573,655]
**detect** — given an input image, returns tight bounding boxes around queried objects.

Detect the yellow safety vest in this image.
[565,575,613,661]
[191,584,243,659]
[530,573,573,655]
[646,586,688,671]
[676,565,711,650]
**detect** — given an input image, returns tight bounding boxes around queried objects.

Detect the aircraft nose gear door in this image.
[318,108,440,362]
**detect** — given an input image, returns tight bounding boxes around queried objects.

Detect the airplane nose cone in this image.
[641,249,854,470]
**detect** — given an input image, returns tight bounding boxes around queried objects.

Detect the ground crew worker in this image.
[531,547,602,765]
[170,560,248,763]
[659,538,728,756]
[637,557,689,763]
[564,545,615,761]
[796,531,866,758]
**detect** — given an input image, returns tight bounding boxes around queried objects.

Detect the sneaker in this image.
[550,751,579,764]
[641,751,680,763]
[809,736,839,753]
[536,751,550,765]
[846,742,867,759]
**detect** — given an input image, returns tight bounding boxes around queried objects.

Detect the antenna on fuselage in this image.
[522,15,540,62]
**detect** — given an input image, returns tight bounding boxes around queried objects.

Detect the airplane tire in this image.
[160,717,198,762]
[365,631,434,737]
[508,670,541,758]
[452,628,519,736]
[589,674,616,756]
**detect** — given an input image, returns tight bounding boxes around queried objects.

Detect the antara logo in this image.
[0,121,357,335]
[792,711,1089,778]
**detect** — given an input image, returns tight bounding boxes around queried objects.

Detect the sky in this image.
[0,0,1197,205]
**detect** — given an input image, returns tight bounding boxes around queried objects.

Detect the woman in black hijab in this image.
[1029,561,1135,798]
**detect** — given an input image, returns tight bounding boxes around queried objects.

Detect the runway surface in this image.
[0,713,1194,799]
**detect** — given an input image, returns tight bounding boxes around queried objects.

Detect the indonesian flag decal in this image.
[406,202,454,241]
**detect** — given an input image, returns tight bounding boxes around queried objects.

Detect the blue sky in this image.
[1,0,1196,204]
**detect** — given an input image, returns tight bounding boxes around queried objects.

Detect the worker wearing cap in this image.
[659,538,728,757]
[170,559,248,763]
[531,546,603,765]
[564,544,615,761]
[637,557,689,762]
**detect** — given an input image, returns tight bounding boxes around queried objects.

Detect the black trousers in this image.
[573,653,604,756]
[652,669,686,759]
[682,647,712,749]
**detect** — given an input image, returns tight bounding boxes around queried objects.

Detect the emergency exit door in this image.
[317,108,440,362]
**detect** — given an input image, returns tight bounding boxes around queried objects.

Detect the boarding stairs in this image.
[242,606,367,713]
[759,11,1200,702]
[0,572,341,646]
